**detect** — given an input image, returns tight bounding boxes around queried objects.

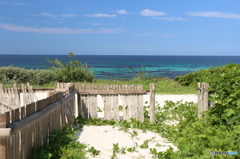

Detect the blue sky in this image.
[0,0,240,55]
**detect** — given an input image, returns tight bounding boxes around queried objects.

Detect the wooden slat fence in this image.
[0,83,39,114]
[0,82,76,159]
[78,84,155,122]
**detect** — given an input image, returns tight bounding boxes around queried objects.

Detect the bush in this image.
[0,66,31,84]
[30,69,56,85]
[175,63,240,87]
[207,65,240,126]
[47,52,94,82]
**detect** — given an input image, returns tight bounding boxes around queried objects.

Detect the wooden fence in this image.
[0,83,76,159]
[0,83,37,114]
[78,83,155,122]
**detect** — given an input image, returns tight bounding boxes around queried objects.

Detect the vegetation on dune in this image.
[0,52,94,86]
[47,52,94,83]
[32,62,240,158]
[175,63,240,87]
[32,99,240,158]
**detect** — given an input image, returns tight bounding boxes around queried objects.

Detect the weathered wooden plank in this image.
[121,85,129,121]
[0,137,7,159]
[103,85,110,120]
[21,106,26,120]
[6,135,11,159]
[6,111,10,125]
[11,133,16,159]
[26,104,31,117]
[15,132,20,159]
[137,85,144,122]
[0,113,6,128]
[24,127,28,159]
[0,128,11,137]
[20,130,25,159]
[203,83,210,112]
[15,108,20,122]
[11,109,15,123]
[29,125,33,157]
[45,97,51,106]
[150,83,155,123]
[89,95,97,119]
[64,104,74,130]
[43,116,48,146]
[198,82,203,118]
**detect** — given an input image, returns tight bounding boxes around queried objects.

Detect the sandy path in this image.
[76,94,197,158]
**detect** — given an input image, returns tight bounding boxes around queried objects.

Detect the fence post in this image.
[150,83,155,123]
[198,82,210,118]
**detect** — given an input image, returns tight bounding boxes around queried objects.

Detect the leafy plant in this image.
[31,126,88,159]
[47,52,94,82]
[207,65,240,126]
[88,146,100,157]
[111,143,120,159]
[126,64,151,80]
[118,105,123,111]
[140,139,150,149]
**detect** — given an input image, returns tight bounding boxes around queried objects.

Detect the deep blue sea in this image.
[0,55,240,80]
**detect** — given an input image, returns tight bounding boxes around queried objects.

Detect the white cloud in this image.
[140,9,166,16]
[186,11,240,19]
[0,23,124,34]
[154,17,187,21]
[116,9,128,14]
[40,13,77,18]
[90,23,102,26]
[40,13,55,17]
[0,1,26,6]
[86,13,117,18]
[61,14,76,18]
[13,3,26,6]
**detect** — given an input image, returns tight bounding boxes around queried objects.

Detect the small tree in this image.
[47,52,94,82]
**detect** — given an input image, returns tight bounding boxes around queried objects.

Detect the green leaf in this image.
[227,114,240,125]
[225,108,235,117]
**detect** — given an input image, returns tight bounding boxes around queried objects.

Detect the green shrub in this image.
[47,52,94,82]
[0,66,31,84]
[32,126,87,159]
[175,63,240,87]
[207,66,240,126]
[0,67,55,85]
[30,69,55,85]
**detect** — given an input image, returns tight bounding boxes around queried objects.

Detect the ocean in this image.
[0,55,240,80]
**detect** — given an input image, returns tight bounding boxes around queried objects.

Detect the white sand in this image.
[76,126,177,159]
[76,94,197,159]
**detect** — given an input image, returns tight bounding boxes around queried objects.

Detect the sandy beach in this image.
[76,94,197,158]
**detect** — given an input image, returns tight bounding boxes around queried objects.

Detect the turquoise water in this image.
[0,55,240,79]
